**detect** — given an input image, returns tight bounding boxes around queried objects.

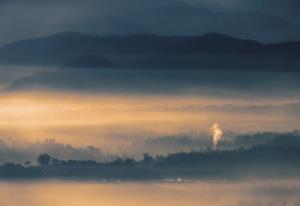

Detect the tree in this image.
[143,153,154,164]
[37,154,51,166]
[52,158,60,165]
[24,161,32,167]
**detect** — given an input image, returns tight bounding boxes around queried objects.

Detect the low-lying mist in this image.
[1,179,300,206]
[0,66,299,162]
[0,91,299,146]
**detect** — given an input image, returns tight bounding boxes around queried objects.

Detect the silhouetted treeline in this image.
[0,143,300,180]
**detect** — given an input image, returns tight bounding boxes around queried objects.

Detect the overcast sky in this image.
[0,0,299,45]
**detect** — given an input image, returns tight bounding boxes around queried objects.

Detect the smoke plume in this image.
[212,123,223,148]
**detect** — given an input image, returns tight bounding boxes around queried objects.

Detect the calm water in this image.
[0,180,299,206]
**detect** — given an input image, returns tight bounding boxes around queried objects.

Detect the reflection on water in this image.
[0,180,299,206]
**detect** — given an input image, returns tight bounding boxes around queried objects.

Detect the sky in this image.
[0,0,300,45]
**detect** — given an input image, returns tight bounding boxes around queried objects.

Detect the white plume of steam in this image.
[211,123,223,149]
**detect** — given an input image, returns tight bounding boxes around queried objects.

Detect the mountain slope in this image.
[0,31,299,70]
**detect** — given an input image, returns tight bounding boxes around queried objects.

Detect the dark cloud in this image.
[0,0,299,45]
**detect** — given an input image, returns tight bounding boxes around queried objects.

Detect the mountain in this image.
[142,33,300,70]
[165,33,264,53]
[0,31,299,70]
[62,55,114,69]
[0,31,177,66]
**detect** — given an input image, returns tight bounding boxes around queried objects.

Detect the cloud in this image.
[189,0,300,17]
[0,0,299,45]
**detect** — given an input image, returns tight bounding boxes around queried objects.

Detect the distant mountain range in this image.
[0,31,299,71]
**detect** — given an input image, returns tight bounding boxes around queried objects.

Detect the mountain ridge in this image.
[0,31,299,70]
